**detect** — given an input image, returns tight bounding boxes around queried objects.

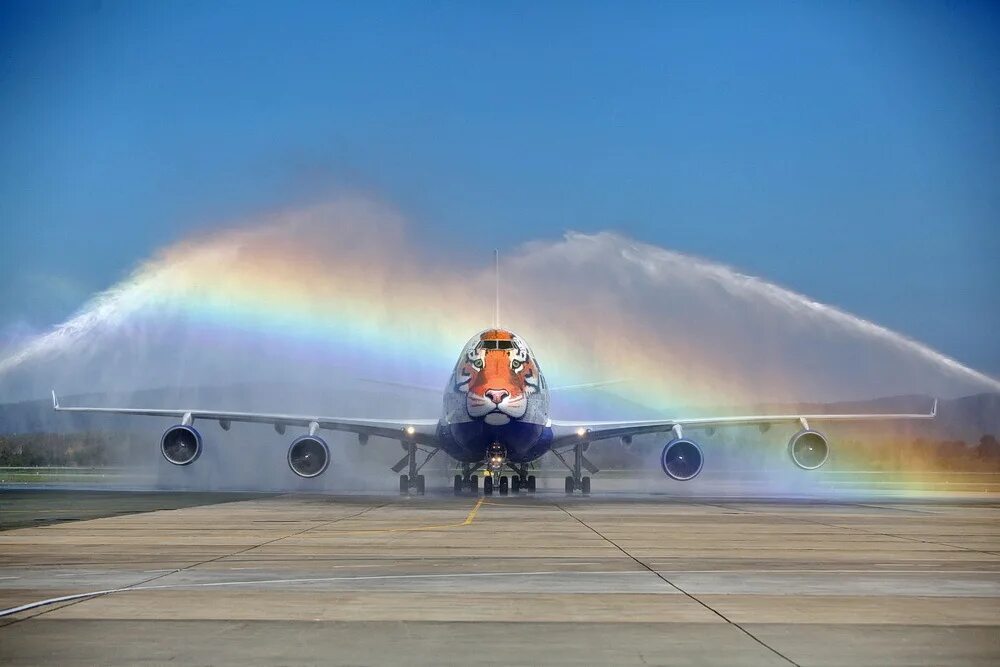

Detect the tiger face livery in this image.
[453,329,540,426]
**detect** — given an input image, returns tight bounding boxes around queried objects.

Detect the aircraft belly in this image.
[441,420,552,463]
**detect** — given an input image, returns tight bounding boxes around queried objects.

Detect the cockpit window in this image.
[479,339,514,351]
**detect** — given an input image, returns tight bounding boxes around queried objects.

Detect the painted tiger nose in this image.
[484,389,509,405]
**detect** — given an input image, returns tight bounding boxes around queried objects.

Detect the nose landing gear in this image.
[468,449,537,497]
[453,443,539,497]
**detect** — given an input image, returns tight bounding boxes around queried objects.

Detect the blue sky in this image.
[1,1,998,373]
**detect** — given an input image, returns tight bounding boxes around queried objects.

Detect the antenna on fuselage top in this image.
[493,249,500,328]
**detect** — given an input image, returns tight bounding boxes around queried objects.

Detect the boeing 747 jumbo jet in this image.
[51,258,936,495]
[51,325,937,495]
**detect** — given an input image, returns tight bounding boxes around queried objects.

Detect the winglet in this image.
[930,398,938,418]
[51,390,59,410]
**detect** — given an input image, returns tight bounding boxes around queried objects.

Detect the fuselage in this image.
[436,329,553,464]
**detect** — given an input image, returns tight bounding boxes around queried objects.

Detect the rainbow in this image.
[2,198,997,496]
[4,199,997,406]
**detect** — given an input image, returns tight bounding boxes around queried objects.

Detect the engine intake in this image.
[788,430,829,470]
[287,435,330,478]
[160,425,203,466]
[660,438,704,481]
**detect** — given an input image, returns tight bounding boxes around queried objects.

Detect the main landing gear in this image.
[564,475,591,495]
[457,461,536,497]
[401,473,425,495]
[511,474,537,493]
[479,472,537,496]
[393,441,439,496]
[510,464,537,494]
[453,463,480,496]
[553,442,598,495]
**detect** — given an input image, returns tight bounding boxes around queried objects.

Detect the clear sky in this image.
[1,1,998,373]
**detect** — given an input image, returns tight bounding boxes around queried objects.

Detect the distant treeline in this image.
[0,432,149,467]
[836,434,1000,472]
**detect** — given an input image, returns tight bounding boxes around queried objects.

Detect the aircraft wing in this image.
[51,391,440,446]
[549,399,937,449]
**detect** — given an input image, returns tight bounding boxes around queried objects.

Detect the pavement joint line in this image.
[718,501,1000,558]
[554,502,802,667]
[851,503,938,515]
[9,554,638,568]
[479,500,552,508]
[0,498,487,622]
[645,568,1000,574]
[294,497,485,535]
[0,569,666,620]
[0,502,385,627]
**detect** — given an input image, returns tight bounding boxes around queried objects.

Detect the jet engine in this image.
[160,425,203,466]
[287,435,331,478]
[788,430,829,470]
[660,438,704,481]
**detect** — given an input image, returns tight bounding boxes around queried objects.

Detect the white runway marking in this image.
[0,570,656,619]
[224,564,392,571]
[648,568,1000,574]
[161,569,648,589]
[555,561,601,566]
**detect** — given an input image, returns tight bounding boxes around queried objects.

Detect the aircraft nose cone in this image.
[484,388,509,405]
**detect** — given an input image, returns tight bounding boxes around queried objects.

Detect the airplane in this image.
[50,256,937,496]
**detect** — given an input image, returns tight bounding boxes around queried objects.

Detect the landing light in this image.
[576,427,587,437]
[405,426,416,435]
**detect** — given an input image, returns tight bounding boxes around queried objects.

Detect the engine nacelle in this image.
[160,425,203,466]
[287,435,331,478]
[660,438,704,481]
[788,429,829,470]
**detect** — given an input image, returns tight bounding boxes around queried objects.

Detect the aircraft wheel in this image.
[415,474,426,495]
[499,475,509,496]
[564,476,575,495]
[527,475,537,493]
[581,476,591,495]
[468,475,479,493]
[454,475,463,496]
[511,475,521,493]
[483,475,494,496]
[399,474,409,495]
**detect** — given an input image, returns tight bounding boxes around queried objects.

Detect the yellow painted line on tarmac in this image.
[319,498,486,535]
[463,498,484,525]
